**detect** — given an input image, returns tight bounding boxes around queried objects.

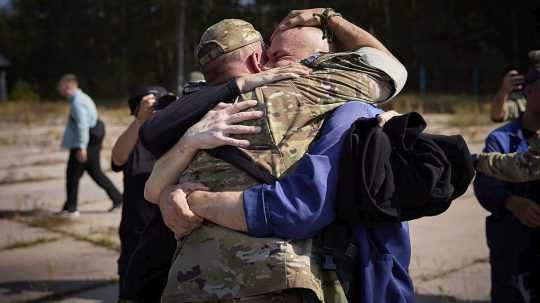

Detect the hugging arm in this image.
[144,101,263,204]
[275,8,394,57]
[187,103,385,239]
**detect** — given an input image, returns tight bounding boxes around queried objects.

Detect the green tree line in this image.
[0,0,538,99]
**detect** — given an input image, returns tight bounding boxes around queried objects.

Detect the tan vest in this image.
[162,51,396,302]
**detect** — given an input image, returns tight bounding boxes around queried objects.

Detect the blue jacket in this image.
[243,102,415,303]
[474,118,531,218]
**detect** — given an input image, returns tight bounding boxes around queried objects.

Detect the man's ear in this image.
[247,52,263,73]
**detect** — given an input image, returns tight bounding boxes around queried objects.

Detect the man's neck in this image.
[67,88,79,98]
[206,65,250,86]
[522,110,540,132]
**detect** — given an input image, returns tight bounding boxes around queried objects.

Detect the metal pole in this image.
[176,0,186,94]
[0,70,6,101]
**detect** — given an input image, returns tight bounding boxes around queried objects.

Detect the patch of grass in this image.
[382,93,494,127]
[0,101,68,125]
[1,237,60,251]
[27,215,74,230]
[87,233,120,251]
[7,158,65,169]
[4,207,120,251]
[448,102,492,127]
[0,173,59,186]
[0,99,130,126]
[0,136,17,146]
[383,93,490,113]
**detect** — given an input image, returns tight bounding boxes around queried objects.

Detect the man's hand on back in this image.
[158,183,208,239]
[377,110,400,127]
[235,63,311,93]
[274,8,327,33]
[181,100,264,150]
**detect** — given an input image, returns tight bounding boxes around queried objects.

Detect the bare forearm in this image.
[112,119,141,166]
[188,191,247,232]
[144,138,198,203]
[329,16,393,57]
[490,90,508,122]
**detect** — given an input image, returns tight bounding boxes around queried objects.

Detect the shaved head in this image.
[266,27,331,67]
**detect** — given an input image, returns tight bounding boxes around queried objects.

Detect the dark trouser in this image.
[117,199,160,297]
[120,215,176,302]
[63,120,122,211]
[487,215,533,303]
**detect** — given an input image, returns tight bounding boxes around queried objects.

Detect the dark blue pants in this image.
[486,215,533,303]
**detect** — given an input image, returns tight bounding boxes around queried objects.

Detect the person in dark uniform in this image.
[111,86,175,301]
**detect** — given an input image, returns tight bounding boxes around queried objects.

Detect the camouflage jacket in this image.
[162,48,406,302]
[501,91,527,122]
[476,135,540,182]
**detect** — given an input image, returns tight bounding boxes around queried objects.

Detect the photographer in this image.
[489,50,540,123]
[111,86,175,299]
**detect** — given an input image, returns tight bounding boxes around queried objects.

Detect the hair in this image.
[59,73,78,84]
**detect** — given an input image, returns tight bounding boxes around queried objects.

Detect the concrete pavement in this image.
[0,113,495,302]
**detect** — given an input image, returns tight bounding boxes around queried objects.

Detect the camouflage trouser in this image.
[191,289,319,303]
[322,271,348,303]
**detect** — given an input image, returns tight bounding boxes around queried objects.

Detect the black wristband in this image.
[227,79,240,97]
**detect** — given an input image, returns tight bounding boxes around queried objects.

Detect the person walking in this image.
[58,74,122,217]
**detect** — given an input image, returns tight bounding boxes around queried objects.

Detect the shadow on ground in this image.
[416,293,489,303]
[0,279,115,302]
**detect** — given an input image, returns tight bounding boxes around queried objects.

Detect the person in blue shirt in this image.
[474,64,540,302]
[58,74,122,217]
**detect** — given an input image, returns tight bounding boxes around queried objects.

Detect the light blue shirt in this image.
[62,89,98,149]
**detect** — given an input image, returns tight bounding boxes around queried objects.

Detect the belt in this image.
[206,291,304,303]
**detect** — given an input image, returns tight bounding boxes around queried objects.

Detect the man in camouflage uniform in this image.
[145,11,407,303]
[476,50,540,183]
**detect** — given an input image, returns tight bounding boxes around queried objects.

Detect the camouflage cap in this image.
[196,19,263,66]
[525,50,540,86]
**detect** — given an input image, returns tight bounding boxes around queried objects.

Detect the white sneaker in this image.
[57,210,80,218]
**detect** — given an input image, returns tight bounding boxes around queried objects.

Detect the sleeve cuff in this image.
[354,47,408,99]
[226,79,240,97]
[242,186,273,237]
[111,160,124,172]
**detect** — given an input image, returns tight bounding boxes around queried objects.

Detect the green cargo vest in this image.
[162,51,397,302]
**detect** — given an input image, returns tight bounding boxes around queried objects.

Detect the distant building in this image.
[0,53,11,101]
